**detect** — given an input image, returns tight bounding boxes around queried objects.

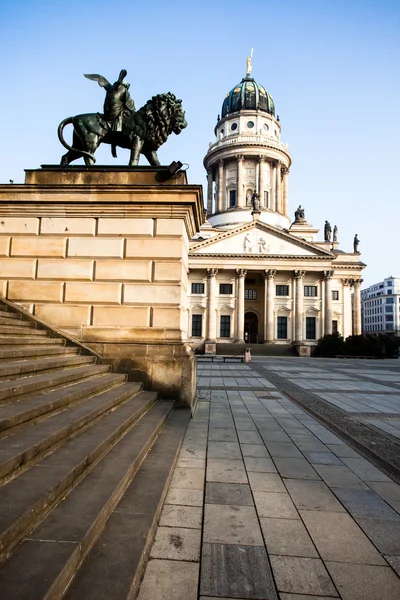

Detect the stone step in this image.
[0,379,141,481]
[0,325,49,336]
[0,337,65,346]
[0,314,28,325]
[0,345,79,360]
[0,354,96,381]
[0,364,111,405]
[0,372,127,436]
[0,398,171,600]
[65,408,190,600]
[0,391,159,564]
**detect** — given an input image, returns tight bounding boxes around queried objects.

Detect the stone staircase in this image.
[0,299,190,599]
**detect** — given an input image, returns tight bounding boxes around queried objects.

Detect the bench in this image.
[197,355,244,363]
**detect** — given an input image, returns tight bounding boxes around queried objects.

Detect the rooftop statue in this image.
[58,70,187,166]
[324,220,332,242]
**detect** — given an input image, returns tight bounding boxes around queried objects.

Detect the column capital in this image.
[235,154,245,162]
[323,270,335,280]
[264,269,277,279]
[258,155,267,163]
[342,278,353,287]
[282,167,289,175]
[353,278,363,288]
[236,268,247,278]
[207,268,218,278]
[218,158,224,167]
[294,270,306,279]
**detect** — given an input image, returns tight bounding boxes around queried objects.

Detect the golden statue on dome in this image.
[246,48,253,77]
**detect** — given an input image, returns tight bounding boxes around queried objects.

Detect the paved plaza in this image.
[138,358,400,600]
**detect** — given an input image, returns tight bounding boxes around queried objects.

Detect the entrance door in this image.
[244,312,259,344]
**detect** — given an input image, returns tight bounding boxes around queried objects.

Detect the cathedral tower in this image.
[204,55,291,229]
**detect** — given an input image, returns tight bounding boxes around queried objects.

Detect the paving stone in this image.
[241,443,270,457]
[333,487,400,520]
[284,480,345,512]
[279,595,338,600]
[313,465,366,488]
[207,441,242,459]
[302,451,343,465]
[179,444,206,460]
[170,467,205,490]
[253,491,299,519]
[340,457,392,482]
[265,442,304,458]
[273,457,320,480]
[301,510,386,565]
[207,459,248,484]
[200,543,278,600]
[367,481,400,506]
[138,559,199,600]
[150,526,201,561]
[165,488,204,507]
[326,561,400,600]
[208,428,238,442]
[176,457,206,469]
[243,456,277,473]
[326,444,361,458]
[356,518,400,554]
[260,430,292,442]
[260,518,318,557]
[248,472,287,492]
[205,482,254,506]
[270,556,337,597]
[385,555,400,577]
[233,418,257,431]
[203,503,263,546]
[237,430,264,444]
[159,505,202,529]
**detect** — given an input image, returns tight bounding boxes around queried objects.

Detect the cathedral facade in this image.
[187,62,365,350]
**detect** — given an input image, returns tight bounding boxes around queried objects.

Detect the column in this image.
[264,269,276,342]
[294,270,306,343]
[206,268,218,341]
[276,162,282,213]
[236,269,247,342]
[270,163,276,211]
[207,168,213,217]
[237,155,244,208]
[324,270,334,335]
[282,168,289,216]
[353,279,363,335]
[258,157,265,207]
[217,159,224,213]
[342,278,352,338]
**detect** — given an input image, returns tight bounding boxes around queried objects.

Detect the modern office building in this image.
[361,277,400,335]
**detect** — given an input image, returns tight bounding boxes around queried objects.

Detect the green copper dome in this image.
[221,77,275,118]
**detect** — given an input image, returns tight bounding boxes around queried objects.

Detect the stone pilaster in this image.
[264,269,276,342]
[353,279,363,335]
[206,268,218,341]
[276,162,282,213]
[270,163,276,211]
[217,159,224,213]
[324,270,334,335]
[342,278,353,339]
[236,269,247,342]
[237,155,244,208]
[294,270,306,343]
[258,156,265,207]
[207,168,213,217]
[282,168,289,216]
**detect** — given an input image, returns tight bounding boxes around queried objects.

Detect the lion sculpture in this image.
[58,92,187,166]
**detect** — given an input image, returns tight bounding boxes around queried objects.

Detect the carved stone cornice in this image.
[294,270,306,279]
[207,268,218,278]
[264,269,277,279]
[236,269,247,278]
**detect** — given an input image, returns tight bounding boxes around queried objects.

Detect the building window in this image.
[231,122,238,131]
[332,290,339,301]
[385,314,394,322]
[277,316,288,339]
[191,282,205,294]
[276,285,289,296]
[220,315,231,338]
[386,305,394,313]
[386,297,395,304]
[245,289,257,300]
[229,189,237,207]
[304,286,317,297]
[388,289,393,294]
[264,191,269,205]
[219,284,233,295]
[332,320,338,334]
[191,314,202,337]
[306,316,316,339]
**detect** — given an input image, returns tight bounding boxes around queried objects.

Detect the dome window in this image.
[247,121,255,129]
[220,128,225,138]
[263,123,269,131]
[231,123,238,131]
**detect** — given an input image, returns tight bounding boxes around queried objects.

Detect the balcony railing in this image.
[207,134,290,154]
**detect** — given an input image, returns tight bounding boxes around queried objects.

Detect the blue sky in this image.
[0,0,399,287]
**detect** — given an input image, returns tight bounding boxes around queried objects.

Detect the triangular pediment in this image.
[190,222,333,258]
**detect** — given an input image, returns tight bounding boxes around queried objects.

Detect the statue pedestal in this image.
[0,166,204,408]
